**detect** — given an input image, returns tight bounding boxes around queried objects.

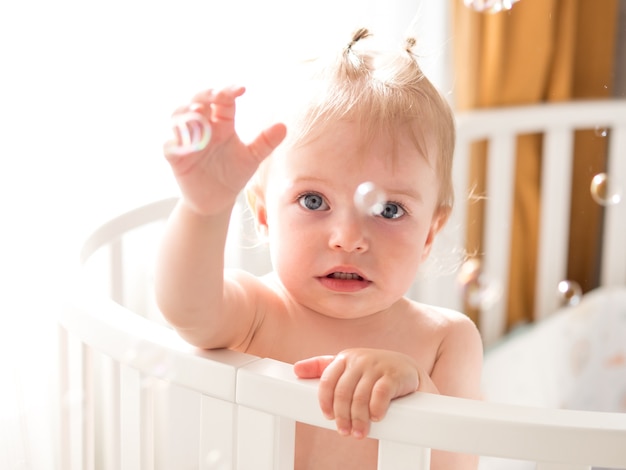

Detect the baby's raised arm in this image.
[154,86,286,349]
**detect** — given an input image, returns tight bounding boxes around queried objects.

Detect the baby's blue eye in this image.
[298,193,329,211]
[377,203,405,219]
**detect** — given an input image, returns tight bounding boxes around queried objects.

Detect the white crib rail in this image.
[58,295,626,469]
[57,196,626,470]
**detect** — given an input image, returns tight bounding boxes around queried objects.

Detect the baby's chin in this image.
[305,296,407,323]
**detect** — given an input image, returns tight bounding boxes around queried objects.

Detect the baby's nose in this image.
[328,215,369,253]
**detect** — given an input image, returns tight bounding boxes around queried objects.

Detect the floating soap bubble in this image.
[590,172,622,206]
[205,450,222,465]
[204,449,231,470]
[164,108,212,157]
[557,280,582,307]
[594,126,608,138]
[123,341,176,383]
[354,182,386,216]
[457,258,502,309]
[464,0,520,13]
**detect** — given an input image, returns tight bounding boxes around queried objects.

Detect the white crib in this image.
[57,99,626,470]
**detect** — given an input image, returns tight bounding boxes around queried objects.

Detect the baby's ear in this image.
[245,184,268,237]
[421,206,450,260]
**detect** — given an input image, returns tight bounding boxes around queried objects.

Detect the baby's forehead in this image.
[282,117,437,169]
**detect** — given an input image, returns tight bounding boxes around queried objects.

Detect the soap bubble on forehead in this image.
[354,181,387,216]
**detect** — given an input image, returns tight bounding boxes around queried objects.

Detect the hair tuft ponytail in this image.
[345,27,372,53]
[405,36,417,56]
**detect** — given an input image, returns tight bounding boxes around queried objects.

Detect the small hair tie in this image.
[345,27,371,53]
[405,37,417,55]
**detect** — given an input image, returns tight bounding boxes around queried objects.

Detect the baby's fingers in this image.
[348,377,377,439]
[368,377,397,422]
[190,86,246,123]
[247,123,287,163]
[317,356,347,421]
[293,355,336,379]
[347,376,405,438]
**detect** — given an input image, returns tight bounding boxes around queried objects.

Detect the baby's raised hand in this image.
[294,349,420,439]
[164,86,286,215]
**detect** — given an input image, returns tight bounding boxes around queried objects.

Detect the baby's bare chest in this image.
[247,311,441,371]
[294,423,378,470]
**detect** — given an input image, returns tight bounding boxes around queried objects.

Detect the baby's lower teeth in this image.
[332,273,359,280]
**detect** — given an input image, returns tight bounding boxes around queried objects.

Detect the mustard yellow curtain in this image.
[452,0,618,328]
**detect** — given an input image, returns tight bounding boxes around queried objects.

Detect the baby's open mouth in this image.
[327,272,364,281]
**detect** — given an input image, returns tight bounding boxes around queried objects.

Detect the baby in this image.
[155,28,483,470]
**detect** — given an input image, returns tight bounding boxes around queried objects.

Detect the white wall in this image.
[0,1,449,468]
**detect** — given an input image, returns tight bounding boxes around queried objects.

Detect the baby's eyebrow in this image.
[291,175,327,186]
[388,186,423,203]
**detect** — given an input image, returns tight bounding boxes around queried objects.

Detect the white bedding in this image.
[479,286,626,469]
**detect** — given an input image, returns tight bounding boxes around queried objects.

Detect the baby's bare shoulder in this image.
[406,299,476,331]
[407,301,483,397]
[402,299,482,355]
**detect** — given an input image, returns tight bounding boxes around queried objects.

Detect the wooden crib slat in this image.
[60,337,97,470]
[450,135,471,266]
[62,332,87,470]
[58,329,94,470]
[56,325,72,470]
[97,355,121,470]
[534,127,574,320]
[236,359,324,469]
[119,364,143,470]
[83,344,97,470]
[237,407,295,470]
[377,440,430,470]
[110,239,124,305]
[602,124,626,286]
[140,380,155,470]
[199,396,236,469]
[481,133,516,344]
[447,134,471,313]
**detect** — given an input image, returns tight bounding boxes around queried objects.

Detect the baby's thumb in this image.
[248,122,287,164]
[293,355,336,379]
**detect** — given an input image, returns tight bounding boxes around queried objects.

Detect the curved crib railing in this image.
[57,197,626,470]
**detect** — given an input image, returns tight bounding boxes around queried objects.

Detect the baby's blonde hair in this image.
[248,27,455,214]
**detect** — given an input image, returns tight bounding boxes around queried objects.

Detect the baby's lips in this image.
[322,266,369,281]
